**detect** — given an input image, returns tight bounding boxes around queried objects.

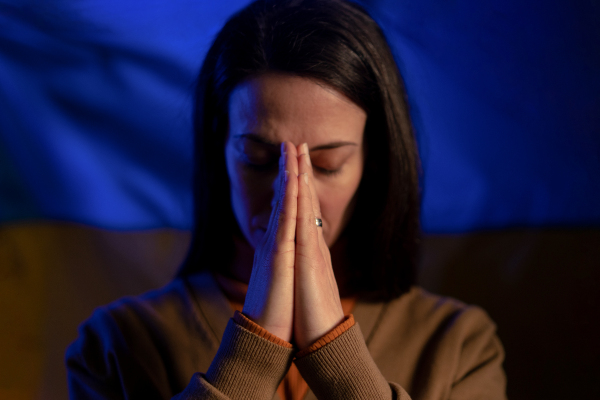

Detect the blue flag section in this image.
[1,0,599,232]
[377,0,600,232]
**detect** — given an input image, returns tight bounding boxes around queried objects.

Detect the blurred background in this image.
[1,0,599,399]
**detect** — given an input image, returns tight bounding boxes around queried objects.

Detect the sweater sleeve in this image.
[234,310,355,357]
[218,313,403,400]
[294,322,411,400]
[294,305,506,400]
[66,306,295,400]
[176,318,295,400]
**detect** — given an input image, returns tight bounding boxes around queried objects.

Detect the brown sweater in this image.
[217,273,357,400]
[66,272,507,399]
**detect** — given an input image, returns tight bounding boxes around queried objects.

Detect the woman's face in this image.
[225,73,367,249]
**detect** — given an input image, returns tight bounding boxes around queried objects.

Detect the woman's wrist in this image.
[206,318,294,400]
[234,311,356,357]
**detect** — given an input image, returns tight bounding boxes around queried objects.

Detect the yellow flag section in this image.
[0,222,189,400]
[1,222,599,400]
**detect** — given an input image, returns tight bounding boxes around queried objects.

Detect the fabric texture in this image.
[204,319,294,400]
[295,314,355,358]
[66,272,507,400]
[234,311,355,400]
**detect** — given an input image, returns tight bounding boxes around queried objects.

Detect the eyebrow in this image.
[233,133,358,151]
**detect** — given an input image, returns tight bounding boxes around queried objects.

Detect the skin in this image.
[224,73,367,348]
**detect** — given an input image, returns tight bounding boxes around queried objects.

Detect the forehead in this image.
[228,73,366,146]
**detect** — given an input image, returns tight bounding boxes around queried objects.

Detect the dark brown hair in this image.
[179,0,421,301]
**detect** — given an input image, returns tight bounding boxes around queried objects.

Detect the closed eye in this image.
[314,166,341,176]
[241,158,278,171]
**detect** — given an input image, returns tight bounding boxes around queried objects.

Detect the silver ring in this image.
[315,218,322,227]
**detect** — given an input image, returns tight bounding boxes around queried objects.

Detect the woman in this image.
[66,0,507,399]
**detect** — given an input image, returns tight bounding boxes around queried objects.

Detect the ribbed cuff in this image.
[234,311,294,348]
[205,318,294,400]
[295,323,392,400]
[296,314,355,358]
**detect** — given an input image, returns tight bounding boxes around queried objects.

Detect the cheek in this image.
[226,151,249,224]
[225,146,275,247]
[316,157,364,245]
[226,150,257,242]
[317,181,360,244]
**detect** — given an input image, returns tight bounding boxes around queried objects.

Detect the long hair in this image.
[179,0,421,301]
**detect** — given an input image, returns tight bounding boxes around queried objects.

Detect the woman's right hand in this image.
[242,142,299,342]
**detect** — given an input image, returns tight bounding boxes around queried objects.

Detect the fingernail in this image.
[302,172,308,184]
[302,143,309,155]
[285,170,289,182]
[305,153,311,167]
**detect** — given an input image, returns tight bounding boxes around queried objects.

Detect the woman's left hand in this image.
[293,143,345,350]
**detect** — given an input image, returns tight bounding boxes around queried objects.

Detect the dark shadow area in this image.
[418,228,600,400]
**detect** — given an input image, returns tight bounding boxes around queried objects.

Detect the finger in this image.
[275,142,298,246]
[297,143,327,252]
[295,170,320,257]
[294,162,344,349]
[262,144,286,241]
[297,145,337,303]
[244,142,297,342]
[266,142,298,250]
[297,143,322,220]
